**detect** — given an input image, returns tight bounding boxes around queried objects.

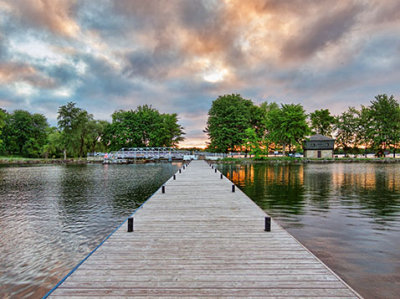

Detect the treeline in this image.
[205,94,400,157]
[1,94,399,159]
[0,103,184,158]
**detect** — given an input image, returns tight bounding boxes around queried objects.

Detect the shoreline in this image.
[1,157,400,165]
[0,158,93,165]
[209,157,400,164]
[0,158,178,165]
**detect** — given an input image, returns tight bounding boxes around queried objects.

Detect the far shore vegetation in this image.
[0,93,399,160]
[0,103,184,159]
[205,93,400,158]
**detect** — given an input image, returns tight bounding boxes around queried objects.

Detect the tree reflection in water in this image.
[219,162,400,299]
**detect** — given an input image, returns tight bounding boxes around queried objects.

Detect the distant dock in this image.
[88,147,227,164]
[47,160,361,298]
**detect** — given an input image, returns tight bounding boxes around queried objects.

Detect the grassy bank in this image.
[0,156,89,165]
[211,156,400,164]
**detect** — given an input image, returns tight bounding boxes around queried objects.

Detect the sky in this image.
[0,0,400,148]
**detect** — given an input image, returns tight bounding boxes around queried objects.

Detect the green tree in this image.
[106,105,184,150]
[365,94,400,157]
[134,105,182,147]
[27,113,48,157]
[1,110,48,157]
[85,120,110,153]
[310,109,335,136]
[205,94,257,153]
[267,104,310,154]
[335,107,360,156]
[106,110,140,150]
[260,102,280,155]
[355,106,372,157]
[159,113,185,147]
[57,102,94,158]
[243,128,262,158]
[42,127,64,158]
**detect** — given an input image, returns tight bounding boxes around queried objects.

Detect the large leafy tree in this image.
[243,128,262,158]
[260,102,280,154]
[85,120,110,153]
[365,94,400,157]
[57,102,94,158]
[105,110,141,149]
[266,104,310,154]
[205,94,257,153]
[106,105,184,150]
[135,105,184,147]
[42,127,64,158]
[335,107,360,156]
[310,109,335,137]
[355,105,373,156]
[159,113,185,147]
[1,110,48,157]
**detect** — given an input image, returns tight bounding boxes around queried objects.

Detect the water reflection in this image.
[220,162,400,299]
[0,163,180,298]
[226,164,306,215]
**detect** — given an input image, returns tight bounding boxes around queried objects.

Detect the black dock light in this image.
[162,185,165,193]
[179,169,182,173]
[232,185,235,192]
[127,217,134,232]
[215,168,217,173]
[220,173,223,179]
[173,174,176,180]
[183,165,185,170]
[265,217,271,232]
[211,165,214,169]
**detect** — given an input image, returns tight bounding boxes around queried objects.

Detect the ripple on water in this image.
[0,163,181,298]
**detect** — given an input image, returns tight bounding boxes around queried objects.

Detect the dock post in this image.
[220,174,223,179]
[215,168,217,173]
[127,217,134,232]
[162,186,165,193]
[212,165,214,169]
[173,174,176,180]
[232,185,235,192]
[179,169,181,173]
[183,165,185,170]
[265,217,271,232]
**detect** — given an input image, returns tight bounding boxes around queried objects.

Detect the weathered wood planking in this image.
[50,160,361,298]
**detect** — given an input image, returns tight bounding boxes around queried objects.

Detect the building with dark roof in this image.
[303,134,335,158]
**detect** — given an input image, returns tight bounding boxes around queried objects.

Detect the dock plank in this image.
[49,160,361,298]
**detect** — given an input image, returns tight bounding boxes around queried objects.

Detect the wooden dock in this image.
[49,160,361,298]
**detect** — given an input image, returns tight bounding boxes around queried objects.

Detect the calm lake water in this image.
[0,163,181,298]
[1,162,399,298]
[219,162,400,299]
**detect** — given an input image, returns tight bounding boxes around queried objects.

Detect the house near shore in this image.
[303,134,335,158]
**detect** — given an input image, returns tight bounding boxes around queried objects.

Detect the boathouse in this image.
[303,134,335,158]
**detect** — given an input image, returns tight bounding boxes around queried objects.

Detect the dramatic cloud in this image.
[5,0,79,36]
[281,2,363,61]
[0,0,400,147]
